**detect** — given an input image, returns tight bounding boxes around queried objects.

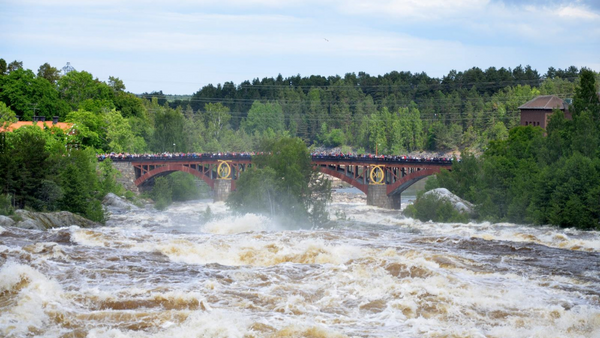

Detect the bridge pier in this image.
[367,185,402,210]
[112,161,139,193]
[213,179,231,202]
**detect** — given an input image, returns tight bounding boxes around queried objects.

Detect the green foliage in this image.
[98,158,125,196]
[37,63,60,84]
[170,172,202,201]
[0,127,107,222]
[58,70,113,110]
[105,110,147,153]
[0,68,70,120]
[528,154,600,229]
[204,103,231,141]
[573,68,600,122]
[317,123,345,147]
[150,172,203,210]
[404,193,469,223]
[0,101,17,126]
[152,177,172,211]
[0,59,6,76]
[242,101,285,135]
[149,101,186,152]
[227,136,331,226]
[0,194,14,216]
[430,69,600,229]
[57,149,106,223]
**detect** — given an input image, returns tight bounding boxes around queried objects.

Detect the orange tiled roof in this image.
[0,121,75,133]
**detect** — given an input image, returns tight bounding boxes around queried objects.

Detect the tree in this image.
[529,153,600,229]
[227,137,331,225]
[0,68,70,120]
[66,110,107,149]
[58,149,105,222]
[108,76,126,92]
[0,59,7,76]
[152,177,172,210]
[2,126,50,209]
[242,101,285,136]
[58,70,113,110]
[571,110,598,158]
[150,104,186,152]
[204,102,231,141]
[104,109,146,153]
[37,63,61,84]
[7,60,23,73]
[183,104,206,152]
[0,101,16,127]
[572,68,600,123]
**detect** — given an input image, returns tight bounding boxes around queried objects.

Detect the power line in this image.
[132,76,580,94]
[137,92,575,109]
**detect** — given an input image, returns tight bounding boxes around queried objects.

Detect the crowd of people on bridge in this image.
[310,152,454,163]
[97,152,255,161]
[97,151,455,164]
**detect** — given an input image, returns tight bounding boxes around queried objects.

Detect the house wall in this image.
[520,109,549,128]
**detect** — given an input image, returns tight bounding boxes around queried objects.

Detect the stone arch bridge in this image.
[109,155,452,209]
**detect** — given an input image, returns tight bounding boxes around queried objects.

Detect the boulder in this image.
[0,215,15,227]
[13,209,100,230]
[102,193,138,213]
[422,188,474,214]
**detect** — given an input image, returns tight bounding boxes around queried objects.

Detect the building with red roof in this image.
[519,95,572,129]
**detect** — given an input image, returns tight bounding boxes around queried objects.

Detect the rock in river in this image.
[12,209,99,230]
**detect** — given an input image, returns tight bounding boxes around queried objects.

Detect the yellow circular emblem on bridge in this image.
[217,161,232,180]
[370,165,385,185]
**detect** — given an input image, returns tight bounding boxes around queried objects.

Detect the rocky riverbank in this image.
[0,193,143,230]
[1,210,100,230]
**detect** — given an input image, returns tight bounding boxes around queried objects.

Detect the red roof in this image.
[518,95,565,110]
[0,121,75,133]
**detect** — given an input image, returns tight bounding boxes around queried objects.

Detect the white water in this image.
[1,193,599,338]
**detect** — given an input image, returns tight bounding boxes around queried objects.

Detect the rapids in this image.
[0,191,599,338]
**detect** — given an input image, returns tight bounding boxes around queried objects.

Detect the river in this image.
[1,190,599,338]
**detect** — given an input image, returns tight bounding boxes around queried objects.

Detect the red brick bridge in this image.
[107,155,452,209]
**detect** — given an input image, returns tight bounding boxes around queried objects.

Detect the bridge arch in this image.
[317,167,368,194]
[134,164,215,188]
[386,167,441,196]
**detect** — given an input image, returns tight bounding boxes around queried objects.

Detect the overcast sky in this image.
[1,0,599,94]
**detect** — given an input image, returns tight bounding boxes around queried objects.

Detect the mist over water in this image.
[1,191,599,337]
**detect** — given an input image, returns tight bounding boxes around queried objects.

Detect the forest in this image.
[409,69,600,230]
[0,57,598,228]
[0,59,587,156]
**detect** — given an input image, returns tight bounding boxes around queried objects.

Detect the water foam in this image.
[86,309,253,338]
[153,233,365,267]
[0,262,65,336]
[202,213,271,234]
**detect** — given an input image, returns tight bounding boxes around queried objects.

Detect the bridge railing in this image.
[98,153,454,165]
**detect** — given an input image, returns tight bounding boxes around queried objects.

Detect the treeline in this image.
[158,65,581,152]
[0,58,587,156]
[424,69,600,230]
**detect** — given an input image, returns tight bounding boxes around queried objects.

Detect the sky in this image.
[1,0,599,94]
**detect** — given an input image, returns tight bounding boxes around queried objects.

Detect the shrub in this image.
[0,194,14,216]
[404,193,469,223]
